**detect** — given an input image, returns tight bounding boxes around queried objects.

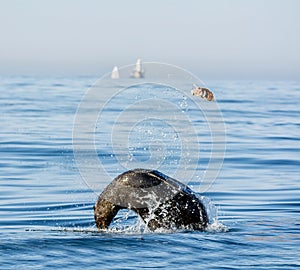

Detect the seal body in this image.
[191,85,215,101]
[94,169,208,231]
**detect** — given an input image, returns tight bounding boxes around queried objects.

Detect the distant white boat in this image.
[111,66,119,79]
[131,59,144,78]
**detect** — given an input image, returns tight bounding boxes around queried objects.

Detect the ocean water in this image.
[0,75,300,269]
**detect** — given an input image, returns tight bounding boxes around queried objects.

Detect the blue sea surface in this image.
[0,76,299,269]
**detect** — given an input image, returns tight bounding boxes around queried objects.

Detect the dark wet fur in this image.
[94,169,208,231]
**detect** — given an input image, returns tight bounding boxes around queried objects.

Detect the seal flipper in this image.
[94,198,123,229]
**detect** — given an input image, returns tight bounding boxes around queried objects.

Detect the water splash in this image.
[206,221,229,233]
[196,194,228,233]
[106,195,229,234]
[108,209,146,233]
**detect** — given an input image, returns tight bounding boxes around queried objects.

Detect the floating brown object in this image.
[94,169,208,231]
[191,84,215,101]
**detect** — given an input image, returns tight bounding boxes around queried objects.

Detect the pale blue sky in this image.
[0,0,299,79]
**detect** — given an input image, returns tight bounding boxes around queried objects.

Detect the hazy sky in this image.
[0,0,299,79]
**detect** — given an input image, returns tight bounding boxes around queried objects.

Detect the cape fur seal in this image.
[94,169,208,231]
[191,84,215,101]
